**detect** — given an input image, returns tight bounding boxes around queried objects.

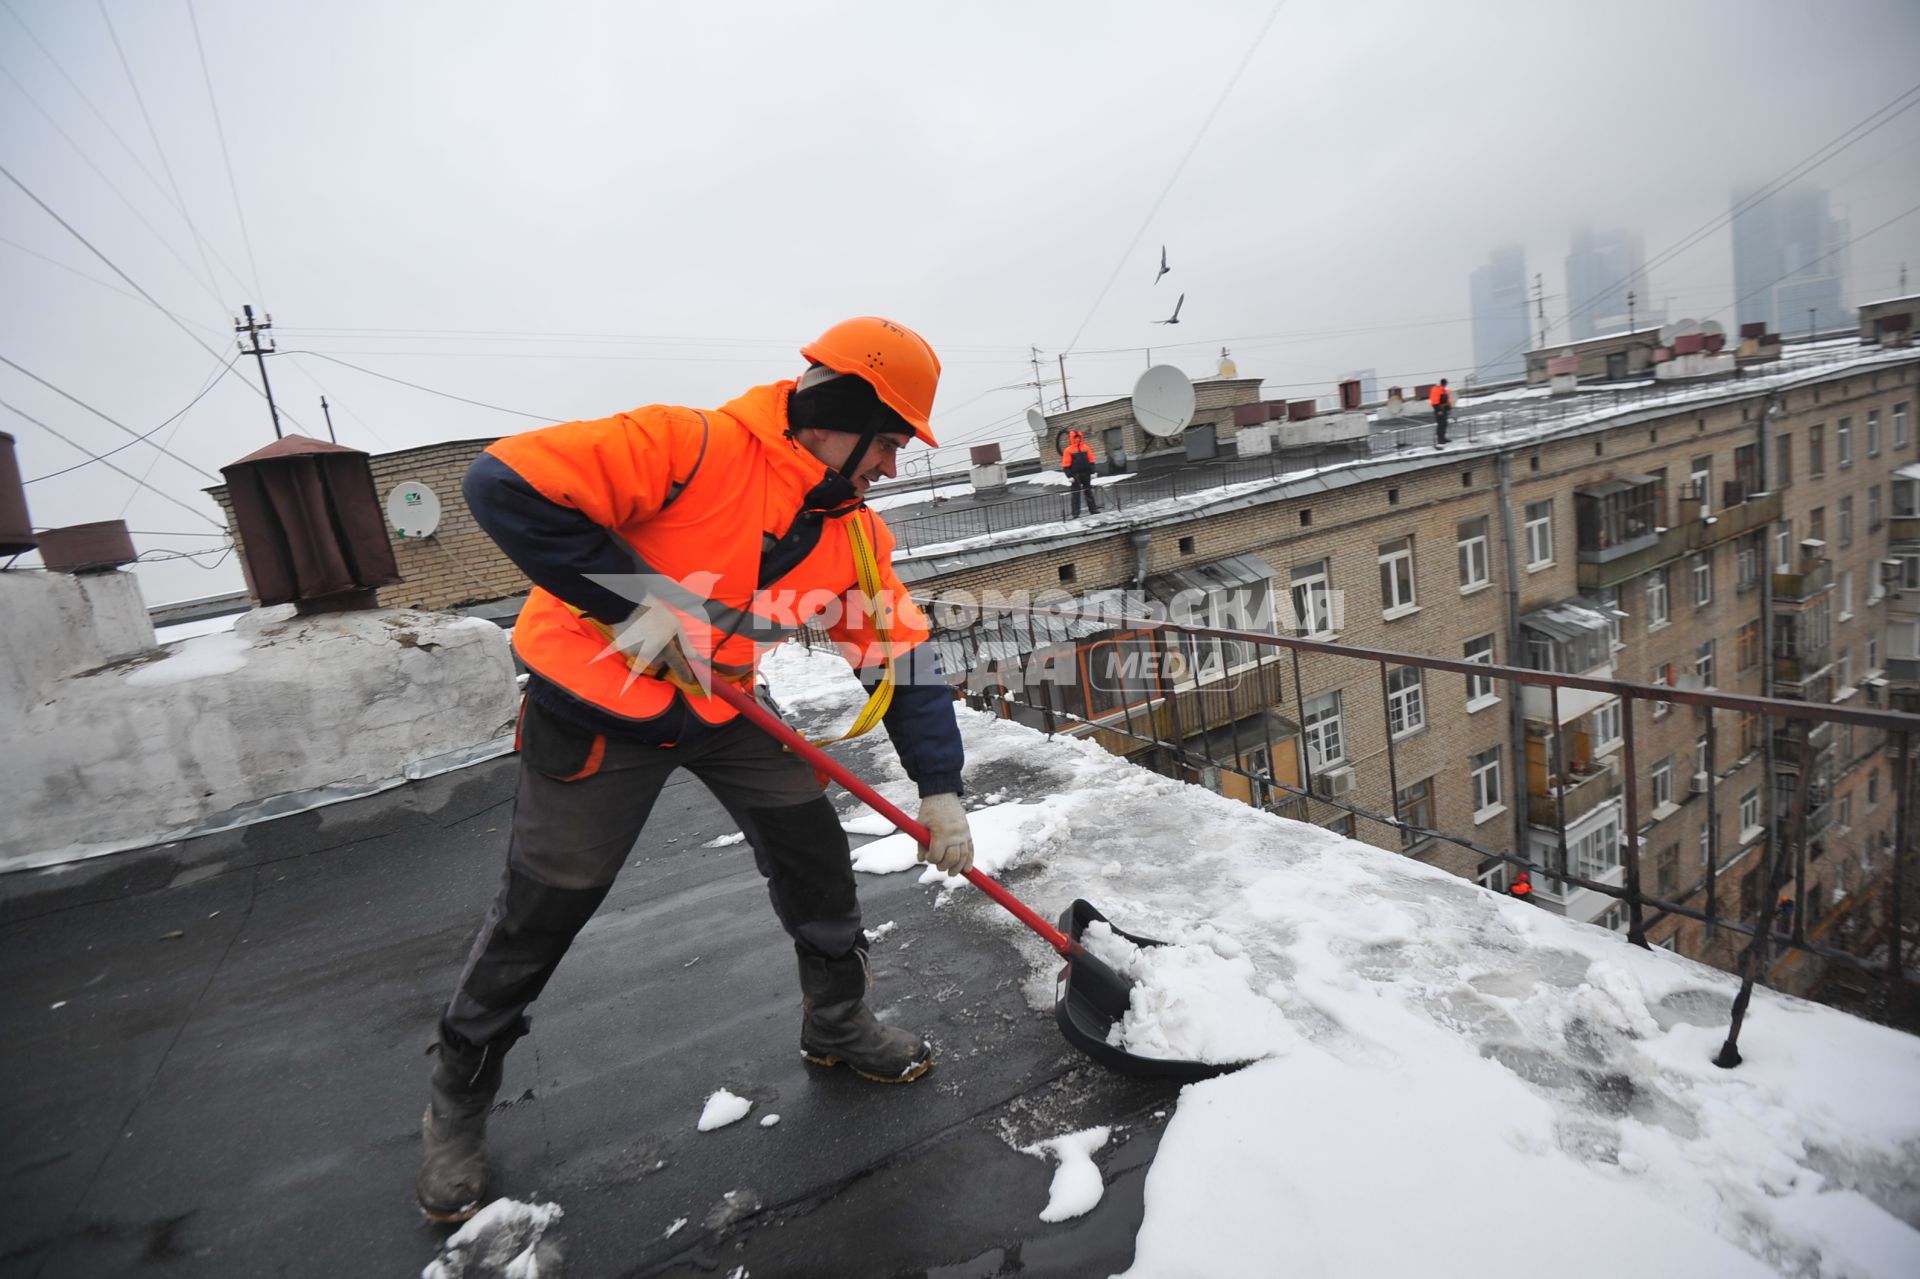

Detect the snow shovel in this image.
[701,672,1245,1082]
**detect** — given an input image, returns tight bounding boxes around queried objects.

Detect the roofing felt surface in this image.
[0,743,1176,1278]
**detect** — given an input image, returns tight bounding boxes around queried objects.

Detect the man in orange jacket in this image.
[417,318,975,1223]
[1429,377,1454,446]
[1061,429,1099,516]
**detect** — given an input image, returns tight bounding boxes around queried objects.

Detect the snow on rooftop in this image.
[761,642,1920,1278]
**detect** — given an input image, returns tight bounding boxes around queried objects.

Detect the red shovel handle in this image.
[701,671,1076,957]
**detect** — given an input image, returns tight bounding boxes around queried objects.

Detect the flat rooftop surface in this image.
[1,742,1175,1278]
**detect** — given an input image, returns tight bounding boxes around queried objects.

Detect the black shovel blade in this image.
[1052,899,1249,1082]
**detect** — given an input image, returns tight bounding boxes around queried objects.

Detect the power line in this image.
[1063,0,1290,356]
[0,395,223,528]
[0,352,218,480]
[1718,199,1920,323]
[187,0,265,305]
[95,0,222,303]
[0,60,232,312]
[282,350,560,422]
[24,351,239,484]
[0,160,306,433]
[1481,80,1920,373]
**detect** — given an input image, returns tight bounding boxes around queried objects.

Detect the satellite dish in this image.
[1026,407,1048,437]
[1699,319,1724,340]
[1657,321,1682,345]
[387,481,441,540]
[1132,364,1195,438]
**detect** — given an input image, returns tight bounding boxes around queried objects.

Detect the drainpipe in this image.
[1129,530,1151,590]
[1497,450,1532,887]
[1758,393,1780,951]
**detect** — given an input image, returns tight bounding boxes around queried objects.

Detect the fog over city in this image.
[3,0,1917,603]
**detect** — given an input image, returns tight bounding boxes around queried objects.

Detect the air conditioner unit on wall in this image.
[1314,767,1355,799]
[1690,772,1710,795]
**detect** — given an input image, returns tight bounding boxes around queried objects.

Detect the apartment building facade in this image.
[903,344,1920,992]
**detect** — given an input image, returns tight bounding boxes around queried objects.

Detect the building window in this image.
[1651,662,1673,718]
[1304,691,1345,771]
[1598,587,1624,650]
[1839,569,1853,620]
[1525,500,1554,568]
[1477,860,1512,893]
[1457,517,1490,590]
[1396,777,1435,848]
[1691,552,1712,607]
[1867,410,1881,457]
[1464,635,1497,708]
[1652,757,1674,810]
[1378,537,1417,615]
[1774,522,1794,572]
[1870,485,1883,530]
[1734,443,1759,499]
[1083,632,1161,716]
[1290,559,1334,637]
[1868,768,1879,808]
[1694,639,1715,689]
[1836,794,1852,833]
[1591,700,1623,753]
[1571,812,1622,881]
[1838,417,1853,467]
[1387,666,1426,738]
[1471,746,1502,818]
[1646,567,1670,628]
[1738,712,1762,758]
[1810,506,1827,544]
[1655,844,1678,896]
[1688,456,1713,515]
[1775,432,1793,486]
[1895,477,1920,518]
[1809,425,1825,478]
[1838,496,1853,547]
[1740,789,1761,836]
[1737,620,1760,672]
[1736,533,1760,590]
[1896,401,1910,448]
[1699,821,1713,870]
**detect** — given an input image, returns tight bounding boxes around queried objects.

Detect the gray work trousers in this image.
[443,695,862,1047]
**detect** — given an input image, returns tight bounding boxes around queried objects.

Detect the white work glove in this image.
[916,793,974,876]
[604,597,695,684]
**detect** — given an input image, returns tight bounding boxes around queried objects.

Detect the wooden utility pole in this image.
[234,304,282,439]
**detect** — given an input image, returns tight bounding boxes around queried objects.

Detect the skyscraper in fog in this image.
[1731,182,1850,336]
[1470,244,1529,383]
[1566,226,1654,340]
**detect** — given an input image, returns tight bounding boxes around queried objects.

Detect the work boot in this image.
[416,1017,526,1222]
[798,950,933,1084]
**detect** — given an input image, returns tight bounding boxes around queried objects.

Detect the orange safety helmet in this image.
[801,317,941,446]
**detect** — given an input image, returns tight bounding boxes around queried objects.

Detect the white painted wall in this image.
[0,600,518,870]
[1,570,156,718]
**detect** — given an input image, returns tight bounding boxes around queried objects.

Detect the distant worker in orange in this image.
[1428,376,1451,445]
[1429,378,1455,446]
[1061,429,1100,517]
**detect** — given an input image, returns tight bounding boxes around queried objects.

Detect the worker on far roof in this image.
[1061,429,1100,517]
[416,317,974,1224]
[1429,378,1455,447]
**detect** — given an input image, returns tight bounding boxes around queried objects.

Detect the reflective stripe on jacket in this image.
[465,381,960,790]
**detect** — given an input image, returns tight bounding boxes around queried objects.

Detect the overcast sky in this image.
[3,0,1917,604]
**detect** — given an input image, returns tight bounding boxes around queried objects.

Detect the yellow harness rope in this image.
[568,513,896,746]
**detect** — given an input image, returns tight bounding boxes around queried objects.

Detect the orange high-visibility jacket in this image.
[1061,434,1096,473]
[470,382,932,733]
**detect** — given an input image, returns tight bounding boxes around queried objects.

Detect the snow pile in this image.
[849,798,1068,882]
[697,1089,754,1131]
[421,1198,563,1279]
[1020,1126,1111,1222]
[760,641,1920,1278]
[123,631,250,686]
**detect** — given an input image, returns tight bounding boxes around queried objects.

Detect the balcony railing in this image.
[917,596,1920,1058]
[1773,559,1832,602]
[1575,491,1781,592]
[1527,755,1620,828]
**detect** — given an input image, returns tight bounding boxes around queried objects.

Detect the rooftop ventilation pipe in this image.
[0,431,34,557]
[1130,530,1151,590]
[220,434,400,614]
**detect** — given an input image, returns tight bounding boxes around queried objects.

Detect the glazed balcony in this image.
[1575,490,1780,593]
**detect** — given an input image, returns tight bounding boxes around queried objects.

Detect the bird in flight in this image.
[1154,293,1184,325]
[1155,245,1170,285]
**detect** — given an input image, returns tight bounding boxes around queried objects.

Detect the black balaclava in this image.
[762,366,911,588]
